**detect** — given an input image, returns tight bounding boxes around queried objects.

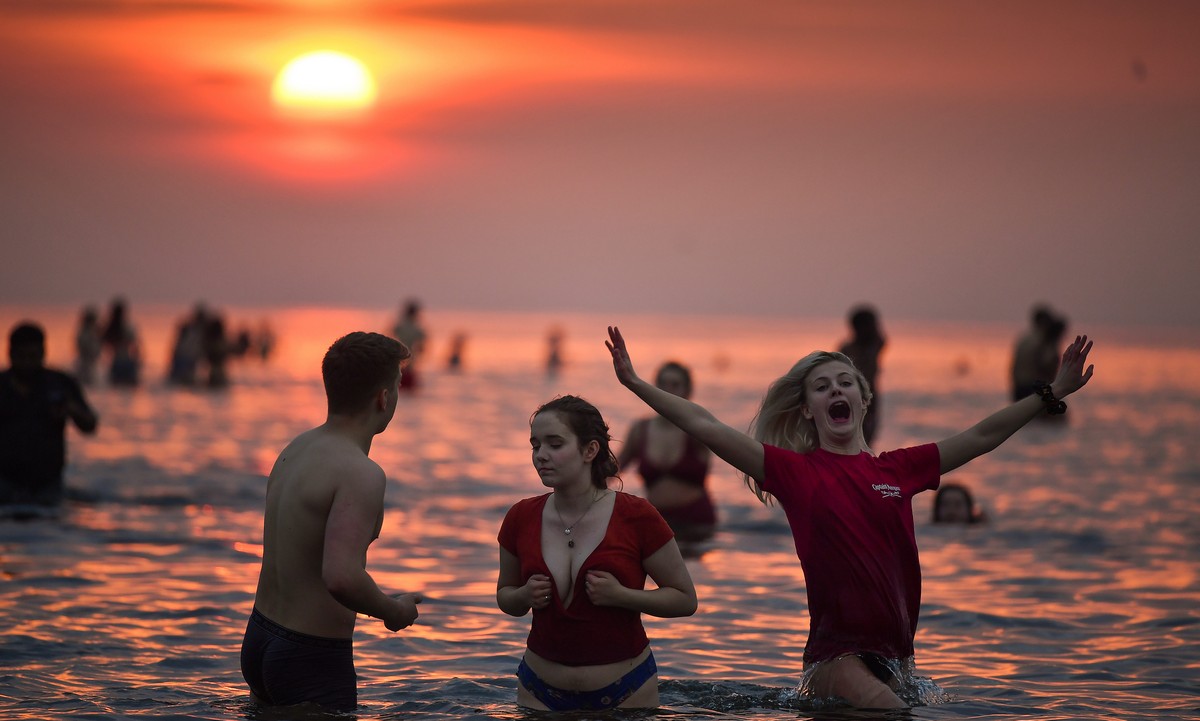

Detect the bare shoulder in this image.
[271,428,384,497]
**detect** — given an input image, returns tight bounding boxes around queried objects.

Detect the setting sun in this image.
[272,50,377,114]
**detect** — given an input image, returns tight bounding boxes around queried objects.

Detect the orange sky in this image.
[2,0,1198,328]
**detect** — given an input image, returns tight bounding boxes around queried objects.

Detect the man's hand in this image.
[384,593,422,631]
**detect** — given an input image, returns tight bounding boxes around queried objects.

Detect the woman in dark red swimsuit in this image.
[617,362,717,546]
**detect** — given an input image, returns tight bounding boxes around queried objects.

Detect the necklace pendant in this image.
[568,539,575,548]
[564,528,572,535]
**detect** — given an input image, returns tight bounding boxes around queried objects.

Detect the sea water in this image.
[1,305,1197,720]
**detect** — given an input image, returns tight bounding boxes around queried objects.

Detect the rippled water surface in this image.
[2,306,1198,720]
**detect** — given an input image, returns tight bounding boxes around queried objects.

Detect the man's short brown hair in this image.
[322,332,410,414]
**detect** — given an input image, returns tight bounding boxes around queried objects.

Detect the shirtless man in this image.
[1010,304,1064,402]
[241,331,422,712]
[1,322,98,511]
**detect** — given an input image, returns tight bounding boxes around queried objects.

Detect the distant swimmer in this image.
[497,395,697,711]
[1,322,98,515]
[838,305,886,447]
[607,325,1094,709]
[74,305,102,386]
[617,361,717,549]
[446,331,467,372]
[101,297,141,387]
[932,482,987,524]
[545,325,565,377]
[392,299,427,391]
[241,332,421,712]
[1011,304,1068,404]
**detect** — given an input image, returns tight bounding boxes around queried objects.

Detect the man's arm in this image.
[938,335,1094,474]
[62,376,97,433]
[322,464,420,631]
[67,396,98,434]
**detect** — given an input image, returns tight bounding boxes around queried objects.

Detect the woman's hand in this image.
[584,570,628,607]
[1051,335,1095,398]
[525,574,553,610]
[606,326,641,388]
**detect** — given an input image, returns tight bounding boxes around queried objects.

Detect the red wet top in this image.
[498,491,674,666]
[761,443,941,663]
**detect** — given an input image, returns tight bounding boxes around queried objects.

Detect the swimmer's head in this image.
[847,305,881,341]
[933,483,980,524]
[8,322,46,381]
[655,361,693,399]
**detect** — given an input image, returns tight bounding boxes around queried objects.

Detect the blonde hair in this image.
[743,350,873,505]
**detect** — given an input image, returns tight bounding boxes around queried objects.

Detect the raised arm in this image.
[607,326,764,480]
[937,334,1094,474]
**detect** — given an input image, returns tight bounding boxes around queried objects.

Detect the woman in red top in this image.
[606,326,1094,709]
[496,395,697,711]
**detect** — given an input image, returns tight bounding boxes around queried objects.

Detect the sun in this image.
[272,51,377,114]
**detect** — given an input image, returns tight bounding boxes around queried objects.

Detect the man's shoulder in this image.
[45,368,82,388]
[280,430,383,481]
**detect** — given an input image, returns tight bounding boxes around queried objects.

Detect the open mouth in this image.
[829,401,851,422]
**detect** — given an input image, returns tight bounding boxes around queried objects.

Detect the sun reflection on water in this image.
[1,306,1198,719]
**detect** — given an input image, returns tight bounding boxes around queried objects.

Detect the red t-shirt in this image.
[498,491,674,666]
[761,443,941,663]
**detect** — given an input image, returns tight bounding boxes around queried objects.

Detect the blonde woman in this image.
[607,326,1093,709]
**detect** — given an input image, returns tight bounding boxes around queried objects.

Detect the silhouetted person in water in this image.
[446,332,467,372]
[838,305,886,447]
[204,314,231,388]
[392,299,427,391]
[546,326,565,378]
[931,483,987,524]
[169,304,207,386]
[1,322,98,510]
[102,297,140,387]
[1011,305,1068,404]
[74,305,102,386]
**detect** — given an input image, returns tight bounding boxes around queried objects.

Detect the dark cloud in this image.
[0,0,274,19]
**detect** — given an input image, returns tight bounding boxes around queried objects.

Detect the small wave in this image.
[661,678,944,715]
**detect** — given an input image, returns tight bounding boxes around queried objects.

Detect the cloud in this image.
[0,0,271,19]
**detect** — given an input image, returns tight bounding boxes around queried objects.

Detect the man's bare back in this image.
[241,330,418,711]
[253,426,395,638]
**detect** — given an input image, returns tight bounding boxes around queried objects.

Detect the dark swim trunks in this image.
[859,652,896,684]
[516,652,657,711]
[240,607,357,712]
